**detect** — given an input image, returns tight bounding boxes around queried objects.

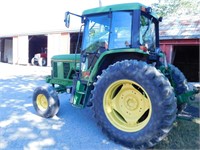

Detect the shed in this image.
[159,16,200,82]
[0,29,81,66]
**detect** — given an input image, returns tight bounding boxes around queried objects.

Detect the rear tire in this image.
[33,86,60,118]
[31,57,37,66]
[91,60,177,149]
[38,58,47,66]
[168,64,189,112]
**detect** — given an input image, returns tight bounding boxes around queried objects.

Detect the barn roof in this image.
[159,15,200,40]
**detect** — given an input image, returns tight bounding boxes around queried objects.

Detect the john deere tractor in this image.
[32,3,199,149]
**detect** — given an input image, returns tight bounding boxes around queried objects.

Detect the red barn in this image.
[159,16,199,82]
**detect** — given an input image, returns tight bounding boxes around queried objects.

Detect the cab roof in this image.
[83,3,146,15]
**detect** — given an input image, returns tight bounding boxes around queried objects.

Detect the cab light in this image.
[141,6,146,12]
[140,46,148,52]
[82,71,90,78]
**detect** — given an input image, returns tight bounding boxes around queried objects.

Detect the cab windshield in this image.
[82,14,110,53]
[82,11,132,52]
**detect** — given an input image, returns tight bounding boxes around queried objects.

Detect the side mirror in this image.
[158,17,163,22]
[64,11,70,28]
[146,7,152,13]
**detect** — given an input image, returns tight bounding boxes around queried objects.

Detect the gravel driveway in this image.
[0,63,123,150]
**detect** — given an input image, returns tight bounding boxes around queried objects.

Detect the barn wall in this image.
[47,33,70,66]
[13,36,29,65]
[160,39,199,82]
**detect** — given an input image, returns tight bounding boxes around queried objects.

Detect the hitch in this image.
[177,86,199,104]
[178,105,200,123]
[177,86,199,123]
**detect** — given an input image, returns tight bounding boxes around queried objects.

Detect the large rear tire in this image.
[91,60,177,149]
[33,86,60,118]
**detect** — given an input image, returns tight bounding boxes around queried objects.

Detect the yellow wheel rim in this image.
[36,94,48,111]
[103,79,152,132]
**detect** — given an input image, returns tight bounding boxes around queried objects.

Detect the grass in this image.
[154,120,200,149]
[154,100,200,150]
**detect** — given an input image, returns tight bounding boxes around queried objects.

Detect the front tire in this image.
[33,86,60,118]
[91,60,177,148]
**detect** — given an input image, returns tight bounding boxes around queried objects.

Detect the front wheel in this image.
[33,86,60,118]
[91,60,177,148]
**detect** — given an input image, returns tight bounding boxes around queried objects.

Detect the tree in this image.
[152,0,200,17]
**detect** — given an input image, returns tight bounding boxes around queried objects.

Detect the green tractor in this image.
[32,3,199,149]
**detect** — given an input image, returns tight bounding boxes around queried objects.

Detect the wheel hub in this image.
[103,79,152,132]
[36,94,48,111]
[126,98,137,110]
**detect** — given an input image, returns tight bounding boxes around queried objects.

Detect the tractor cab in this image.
[65,3,161,82]
[82,5,159,53]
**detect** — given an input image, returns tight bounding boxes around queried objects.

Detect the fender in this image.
[88,48,149,83]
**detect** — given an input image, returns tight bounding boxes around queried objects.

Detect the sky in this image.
[0,0,158,36]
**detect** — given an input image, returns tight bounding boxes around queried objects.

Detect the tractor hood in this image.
[51,54,80,62]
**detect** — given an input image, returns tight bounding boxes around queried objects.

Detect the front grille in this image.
[53,62,58,77]
[63,62,70,78]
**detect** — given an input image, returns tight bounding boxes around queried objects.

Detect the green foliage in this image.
[152,0,200,17]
